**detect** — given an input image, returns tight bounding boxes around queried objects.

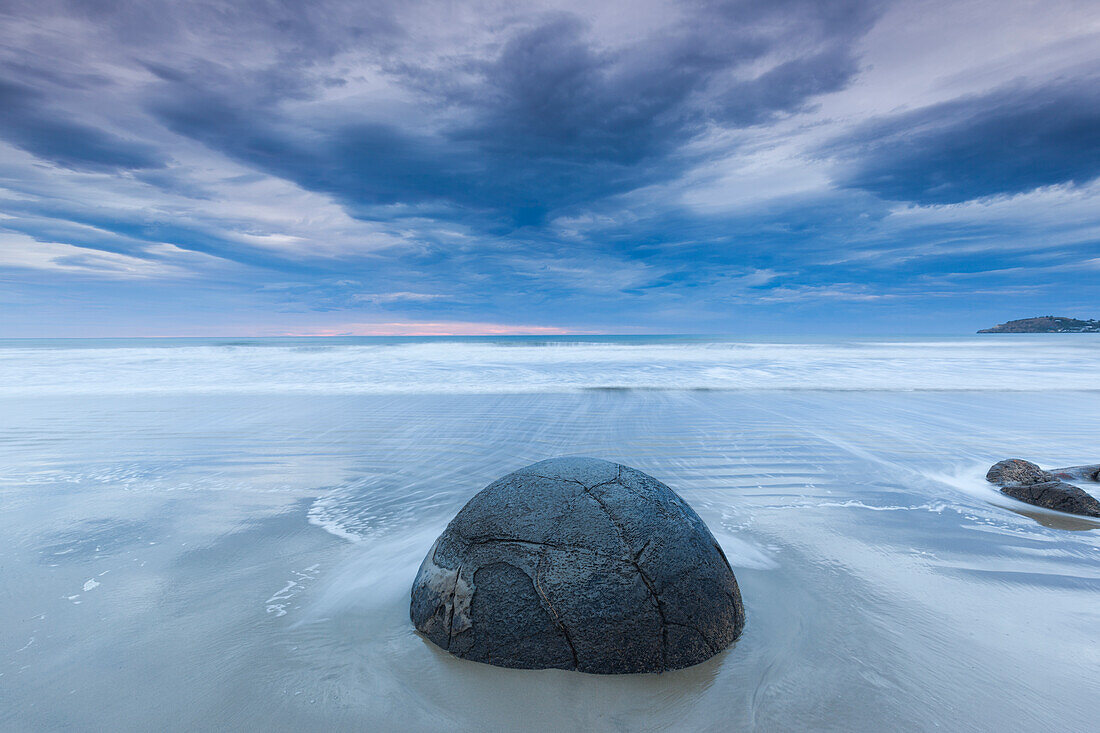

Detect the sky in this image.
[0,0,1098,336]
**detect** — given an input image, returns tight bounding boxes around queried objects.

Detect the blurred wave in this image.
[2,335,1098,395]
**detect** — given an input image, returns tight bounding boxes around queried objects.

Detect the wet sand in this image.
[3,388,1100,731]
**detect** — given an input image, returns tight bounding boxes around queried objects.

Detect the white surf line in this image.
[796,425,1005,514]
[761,499,950,513]
[265,564,322,618]
[708,396,989,517]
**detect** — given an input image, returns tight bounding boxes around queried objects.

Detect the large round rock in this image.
[410,457,745,674]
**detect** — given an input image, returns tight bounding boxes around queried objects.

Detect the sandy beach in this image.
[3,337,1099,730]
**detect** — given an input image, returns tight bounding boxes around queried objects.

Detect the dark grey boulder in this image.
[1049,464,1100,482]
[985,459,1051,486]
[987,458,1100,518]
[999,481,1100,518]
[410,457,745,674]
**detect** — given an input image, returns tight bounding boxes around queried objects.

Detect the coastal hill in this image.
[978,316,1100,333]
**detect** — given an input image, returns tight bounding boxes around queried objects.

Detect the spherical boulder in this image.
[410,457,745,673]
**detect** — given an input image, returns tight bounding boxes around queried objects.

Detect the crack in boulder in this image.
[445,562,461,650]
[410,457,744,674]
[534,550,580,670]
[667,621,718,655]
[576,465,671,669]
[632,559,670,669]
[463,535,624,561]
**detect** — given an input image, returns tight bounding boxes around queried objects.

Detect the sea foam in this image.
[1,335,1098,395]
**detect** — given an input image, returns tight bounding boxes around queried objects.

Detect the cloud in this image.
[751,283,895,303]
[825,75,1100,204]
[353,291,445,303]
[284,320,583,336]
[0,232,198,278]
[0,79,166,172]
[716,46,862,126]
[136,0,881,226]
[1,0,1099,335]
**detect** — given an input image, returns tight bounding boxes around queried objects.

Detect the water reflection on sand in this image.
[3,389,1100,731]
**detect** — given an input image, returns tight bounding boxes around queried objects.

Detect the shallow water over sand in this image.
[2,338,1100,731]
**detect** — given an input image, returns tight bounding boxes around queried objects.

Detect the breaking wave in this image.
[1,335,1098,395]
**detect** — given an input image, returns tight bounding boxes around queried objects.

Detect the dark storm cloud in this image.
[135,0,882,225]
[827,77,1100,204]
[31,0,399,63]
[717,46,861,125]
[0,79,165,171]
[10,0,1100,336]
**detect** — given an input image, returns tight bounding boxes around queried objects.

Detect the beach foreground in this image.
[2,337,1099,731]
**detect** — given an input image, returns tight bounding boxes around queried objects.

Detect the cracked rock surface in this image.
[986,459,1100,518]
[410,457,745,673]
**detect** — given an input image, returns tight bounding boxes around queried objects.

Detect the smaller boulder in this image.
[1000,481,1100,518]
[987,458,1100,518]
[985,459,1051,486]
[1048,464,1100,482]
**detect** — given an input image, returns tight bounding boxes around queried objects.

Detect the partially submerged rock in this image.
[999,481,1100,517]
[985,459,1051,486]
[1048,464,1100,482]
[410,457,745,674]
[986,458,1100,518]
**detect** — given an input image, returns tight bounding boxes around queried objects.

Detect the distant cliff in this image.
[978,316,1100,333]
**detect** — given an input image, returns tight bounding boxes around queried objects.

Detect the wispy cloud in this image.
[353,292,446,304]
[284,321,586,336]
[0,232,212,278]
[0,0,1098,334]
[823,75,1100,204]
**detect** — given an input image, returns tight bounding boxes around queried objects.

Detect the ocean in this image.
[2,336,1099,731]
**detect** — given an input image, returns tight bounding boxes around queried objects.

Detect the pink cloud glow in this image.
[281,321,586,337]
